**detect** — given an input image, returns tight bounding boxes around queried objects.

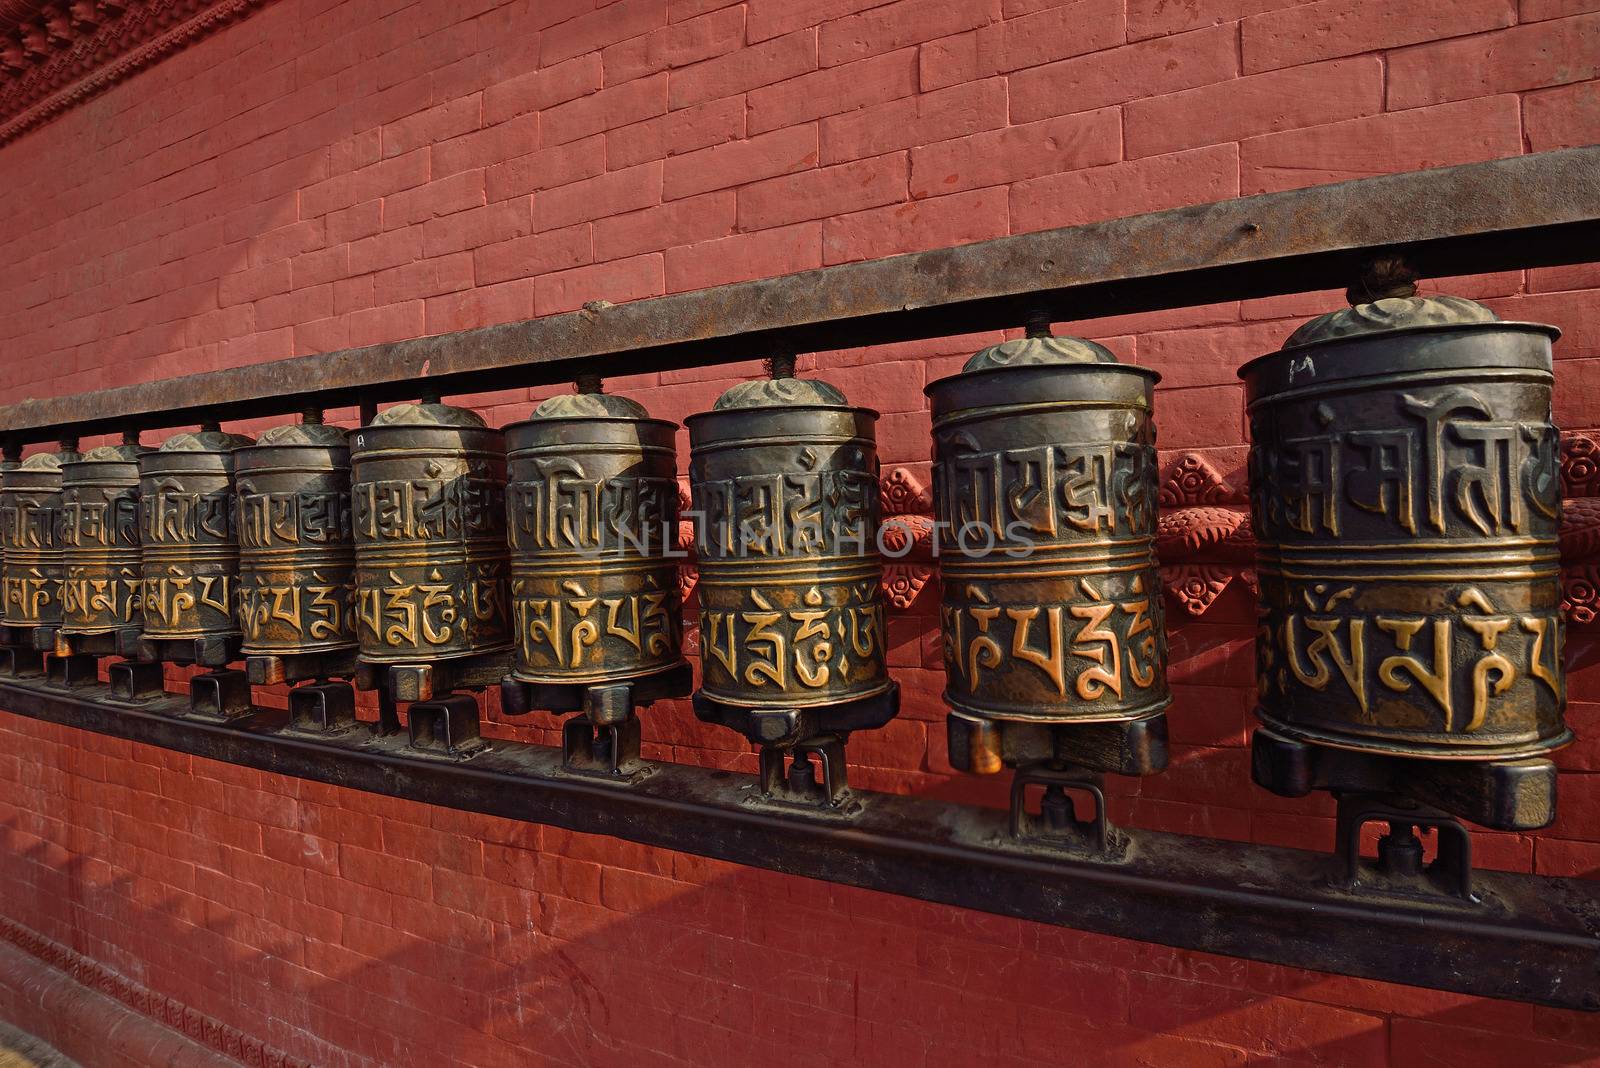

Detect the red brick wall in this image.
[3,0,1600,1064]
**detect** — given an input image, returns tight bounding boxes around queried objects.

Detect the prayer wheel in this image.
[1,452,66,629]
[350,401,511,665]
[60,442,149,638]
[928,330,1169,775]
[137,427,253,650]
[234,415,357,660]
[1244,284,1570,828]
[503,391,683,689]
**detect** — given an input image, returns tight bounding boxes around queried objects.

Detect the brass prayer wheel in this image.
[504,392,683,686]
[1244,292,1569,767]
[1,452,66,628]
[234,415,357,659]
[350,401,511,664]
[137,427,253,645]
[60,442,149,637]
[687,373,892,716]
[928,331,1169,774]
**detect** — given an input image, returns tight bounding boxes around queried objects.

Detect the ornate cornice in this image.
[0,0,274,146]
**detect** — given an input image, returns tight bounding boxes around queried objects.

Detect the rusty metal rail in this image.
[2,147,1599,442]
[2,677,1597,1010]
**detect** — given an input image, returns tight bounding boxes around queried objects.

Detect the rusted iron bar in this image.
[4,147,1600,443]
[1,678,1597,1011]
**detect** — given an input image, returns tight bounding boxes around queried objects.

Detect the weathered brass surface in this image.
[687,375,890,710]
[60,443,149,636]
[504,392,683,685]
[927,334,1170,740]
[1,453,66,627]
[137,428,252,643]
[350,402,511,664]
[234,416,357,657]
[1242,293,1570,760]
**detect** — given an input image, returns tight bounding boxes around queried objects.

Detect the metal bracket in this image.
[188,669,251,721]
[407,694,483,758]
[756,735,852,810]
[107,660,164,702]
[1009,764,1112,854]
[1334,794,1476,903]
[286,682,357,735]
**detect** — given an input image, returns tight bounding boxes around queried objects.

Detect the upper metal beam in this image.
[4,146,1600,443]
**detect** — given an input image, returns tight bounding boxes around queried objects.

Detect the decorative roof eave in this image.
[0,0,274,148]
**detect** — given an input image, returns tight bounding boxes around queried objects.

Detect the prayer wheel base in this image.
[138,634,242,669]
[107,659,164,702]
[46,652,100,688]
[501,662,693,780]
[286,682,358,736]
[188,669,252,721]
[947,709,1169,777]
[55,627,140,660]
[1008,763,1118,855]
[0,640,43,679]
[246,649,361,687]
[1252,725,1557,832]
[407,694,483,758]
[355,652,512,704]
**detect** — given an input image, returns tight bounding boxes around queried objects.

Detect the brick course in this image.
[1,0,1598,1064]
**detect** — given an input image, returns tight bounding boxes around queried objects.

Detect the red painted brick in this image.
[747,0,889,42]
[1523,0,1600,17]
[665,221,823,291]
[1009,24,1238,123]
[819,0,999,67]
[534,252,666,314]
[348,226,423,276]
[1243,0,1513,74]
[327,200,383,244]
[669,28,819,110]
[1392,1019,1598,1067]
[1525,79,1600,151]
[603,4,746,82]
[910,108,1120,198]
[484,135,606,202]
[738,152,908,230]
[595,191,737,259]
[1241,95,1523,195]
[542,0,667,66]
[919,0,1125,91]
[348,301,425,347]
[218,259,292,308]
[543,72,669,146]
[421,196,533,257]
[372,253,474,305]
[380,95,481,160]
[481,54,602,127]
[1125,56,1384,158]
[608,95,746,168]
[349,148,430,204]
[382,168,484,227]
[748,48,918,135]
[821,76,1006,164]
[822,186,1007,264]
[537,161,662,231]
[1388,13,1600,109]
[1011,143,1240,233]
[472,223,593,286]
[430,113,538,177]
[663,124,819,200]
[1127,0,1299,40]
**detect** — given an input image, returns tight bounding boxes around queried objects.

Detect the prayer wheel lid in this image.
[712,376,849,410]
[370,401,487,428]
[255,422,349,446]
[531,392,649,419]
[19,452,62,471]
[159,429,253,452]
[80,443,150,461]
[962,334,1120,371]
[1285,294,1505,348]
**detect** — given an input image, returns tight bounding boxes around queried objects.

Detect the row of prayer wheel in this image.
[0,287,1572,827]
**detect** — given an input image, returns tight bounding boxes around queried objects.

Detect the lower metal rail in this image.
[1,677,1597,1010]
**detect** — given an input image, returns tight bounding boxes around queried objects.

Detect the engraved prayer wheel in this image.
[504,392,683,686]
[350,402,511,665]
[137,427,253,646]
[60,442,150,637]
[688,374,893,720]
[1,453,66,628]
[1243,291,1570,806]
[234,415,357,659]
[928,332,1169,775]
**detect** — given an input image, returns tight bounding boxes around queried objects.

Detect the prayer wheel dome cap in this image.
[19,452,62,471]
[712,376,849,410]
[80,443,150,461]
[159,429,253,452]
[255,422,349,446]
[963,335,1120,372]
[532,393,650,419]
[1282,294,1559,352]
[371,401,487,428]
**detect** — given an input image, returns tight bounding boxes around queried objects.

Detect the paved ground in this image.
[0,1020,75,1068]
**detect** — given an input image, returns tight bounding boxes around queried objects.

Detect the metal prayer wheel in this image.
[60,442,149,639]
[928,331,1169,778]
[234,415,357,663]
[1,452,66,629]
[350,401,511,666]
[1244,285,1570,830]
[136,427,252,654]
[687,367,897,804]
[503,391,684,688]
